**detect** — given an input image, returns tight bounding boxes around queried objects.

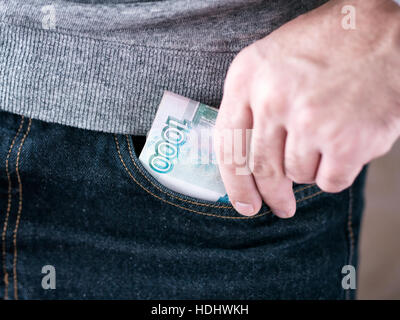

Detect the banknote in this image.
[139,91,229,203]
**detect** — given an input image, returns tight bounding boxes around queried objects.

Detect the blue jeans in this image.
[0,110,366,299]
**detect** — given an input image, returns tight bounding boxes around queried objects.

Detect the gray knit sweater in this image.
[0,0,328,135]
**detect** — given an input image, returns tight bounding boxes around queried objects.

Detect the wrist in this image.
[355,0,400,22]
[340,0,400,52]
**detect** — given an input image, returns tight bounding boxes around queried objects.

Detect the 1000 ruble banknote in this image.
[139,91,229,203]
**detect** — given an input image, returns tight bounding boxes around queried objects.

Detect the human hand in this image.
[214,0,400,218]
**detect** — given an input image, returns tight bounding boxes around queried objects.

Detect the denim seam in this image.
[1,115,24,300]
[345,186,354,300]
[114,134,324,219]
[125,135,318,208]
[11,118,32,300]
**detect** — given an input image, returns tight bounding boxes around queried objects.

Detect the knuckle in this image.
[376,112,399,136]
[284,162,299,180]
[233,46,252,63]
[328,141,348,157]
[371,138,394,158]
[284,153,298,172]
[284,154,315,183]
[251,158,279,179]
[252,92,286,118]
[290,100,322,134]
[249,82,286,119]
[294,96,320,112]
[270,101,287,117]
[293,108,318,133]
[225,48,253,88]
[317,174,351,193]
[285,168,314,184]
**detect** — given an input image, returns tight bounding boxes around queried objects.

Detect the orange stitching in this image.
[345,186,354,300]
[125,135,230,208]
[292,184,317,194]
[2,116,24,300]
[114,135,324,219]
[296,190,323,203]
[12,118,31,300]
[125,135,317,208]
[115,135,244,218]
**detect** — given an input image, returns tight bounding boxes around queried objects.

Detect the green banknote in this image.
[139,91,229,202]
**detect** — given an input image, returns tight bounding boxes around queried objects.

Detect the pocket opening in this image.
[114,134,325,219]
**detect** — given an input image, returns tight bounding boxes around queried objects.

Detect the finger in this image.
[315,154,363,193]
[250,121,296,219]
[215,98,262,217]
[284,131,321,184]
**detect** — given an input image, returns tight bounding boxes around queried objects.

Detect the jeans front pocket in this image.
[112,134,365,299]
[113,134,325,220]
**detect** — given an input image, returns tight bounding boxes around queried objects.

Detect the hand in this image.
[214,0,400,218]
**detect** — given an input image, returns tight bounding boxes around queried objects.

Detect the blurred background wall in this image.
[358,140,400,299]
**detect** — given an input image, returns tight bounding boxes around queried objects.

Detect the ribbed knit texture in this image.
[0,0,328,135]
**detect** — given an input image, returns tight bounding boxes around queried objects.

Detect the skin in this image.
[214,0,400,218]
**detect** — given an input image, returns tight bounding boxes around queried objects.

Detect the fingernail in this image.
[234,202,255,216]
[274,209,295,219]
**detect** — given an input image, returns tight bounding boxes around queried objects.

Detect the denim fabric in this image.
[0,110,367,300]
